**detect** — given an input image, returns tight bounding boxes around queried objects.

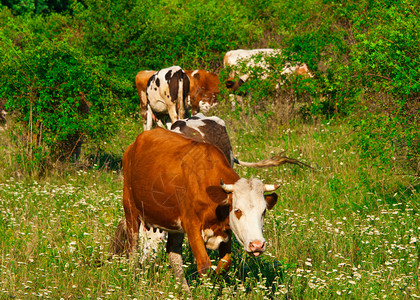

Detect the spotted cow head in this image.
[221,178,279,256]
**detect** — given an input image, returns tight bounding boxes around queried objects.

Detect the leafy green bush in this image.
[1,0,71,15]
[346,1,420,171]
[76,0,260,73]
[258,0,419,170]
[0,14,129,175]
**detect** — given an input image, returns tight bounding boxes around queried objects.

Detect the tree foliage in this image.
[0,0,418,175]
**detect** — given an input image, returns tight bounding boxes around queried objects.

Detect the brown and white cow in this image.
[129,113,311,264]
[111,128,279,290]
[143,66,190,130]
[184,70,220,115]
[171,113,313,169]
[224,49,313,96]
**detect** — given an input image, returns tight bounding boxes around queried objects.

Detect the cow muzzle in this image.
[248,240,266,256]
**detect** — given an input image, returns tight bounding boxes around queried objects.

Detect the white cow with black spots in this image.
[145,66,190,130]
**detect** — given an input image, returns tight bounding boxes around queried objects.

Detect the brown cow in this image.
[111,128,279,290]
[184,70,220,115]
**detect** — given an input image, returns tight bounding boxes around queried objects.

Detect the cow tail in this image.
[234,154,314,169]
[110,218,128,255]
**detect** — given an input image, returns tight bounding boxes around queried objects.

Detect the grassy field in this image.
[1,103,419,299]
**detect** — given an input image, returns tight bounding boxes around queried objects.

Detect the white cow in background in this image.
[224,49,313,104]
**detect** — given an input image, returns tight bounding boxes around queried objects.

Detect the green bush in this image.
[0,14,129,174]
[1,0,71,15]
[76,0,260,73]
[347,1,420,171]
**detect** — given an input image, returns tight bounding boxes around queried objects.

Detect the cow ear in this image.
[264,193,278,210]
[215,202,230,221]
[206,186,229,205]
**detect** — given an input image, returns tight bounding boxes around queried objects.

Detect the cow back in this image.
[171,114,234,166]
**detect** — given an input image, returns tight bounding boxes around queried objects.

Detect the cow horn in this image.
[220,179,234,192]
[264,184,281,192]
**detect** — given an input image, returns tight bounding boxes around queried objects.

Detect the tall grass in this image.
[1,103,419,299]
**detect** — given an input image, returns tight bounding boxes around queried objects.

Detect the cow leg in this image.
[140,90,147,120]
[216,239,233,275]
[156,119,166,128]
[178,99,186,121]
[187,229,212,277]
[125,208,140,256]
[167,104,178,126]
[145,104,154,131]
[123,184,141,256]
[166,233,189,291]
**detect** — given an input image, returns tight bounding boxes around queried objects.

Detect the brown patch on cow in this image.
[165,70,173,81]
[294,63,312,78]
[213,227,229,240]
[181,72,190,104]
[193,72,201,80]
[167,69,190,105]
[183,127,205,142]
[234,209,242,219]
[168,73,180,103]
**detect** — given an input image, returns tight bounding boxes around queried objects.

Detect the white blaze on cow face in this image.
[223,178,277,256]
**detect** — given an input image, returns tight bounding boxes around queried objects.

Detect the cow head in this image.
[221,178,279,256]
[190,87,219,114]
[225,78,245,93]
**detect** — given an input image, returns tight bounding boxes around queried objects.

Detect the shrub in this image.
[76,0,260,73]
[0,15,127,175]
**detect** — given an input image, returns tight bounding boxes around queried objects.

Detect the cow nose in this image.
[249,240,266,254]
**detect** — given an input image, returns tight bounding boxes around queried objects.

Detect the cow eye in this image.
[234,208,242,219]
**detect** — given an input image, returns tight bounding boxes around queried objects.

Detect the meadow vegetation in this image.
[1,0,419,298]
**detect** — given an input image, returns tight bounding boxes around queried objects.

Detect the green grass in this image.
[1,103,419,299]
